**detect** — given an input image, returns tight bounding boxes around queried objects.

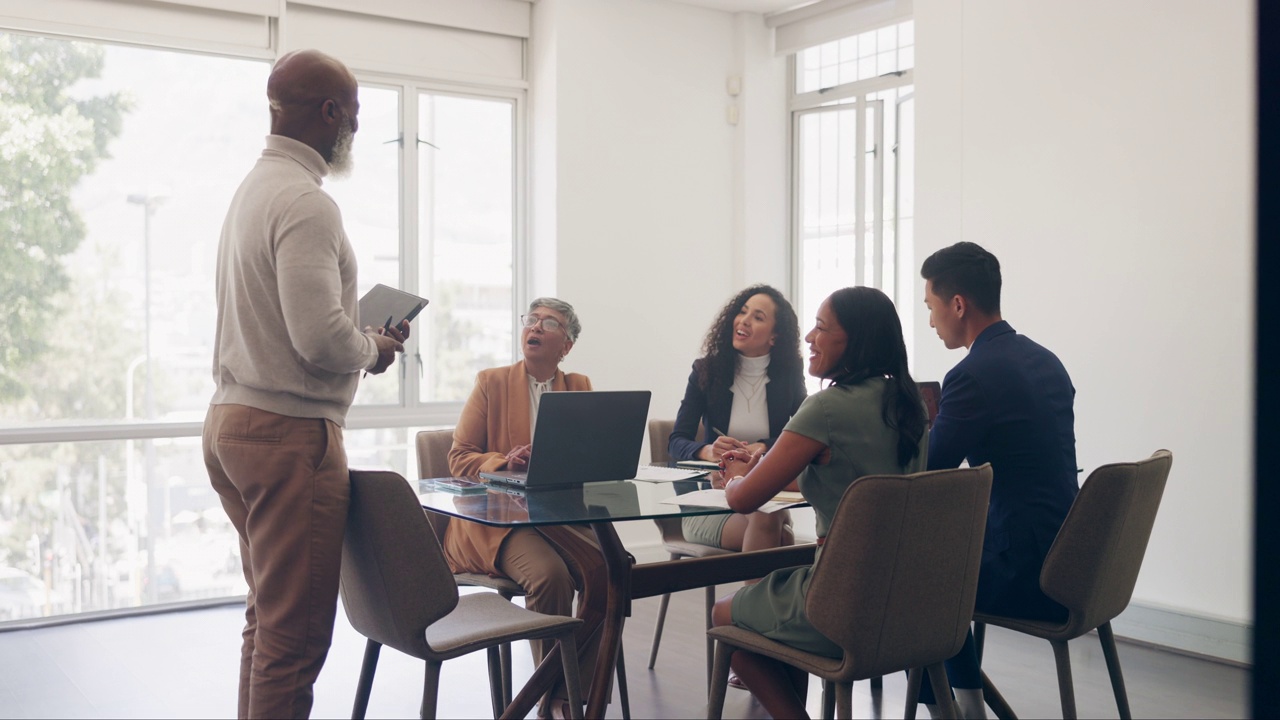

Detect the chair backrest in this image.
[340,469,459,657]
[416,429,457,546]
[648,418,708,543]
[1040,449,1173,635]
[647,418,705,464]
[648,419,676,464]
[916,381,941,429]
[806,465,993,680]
[417,428,455,479]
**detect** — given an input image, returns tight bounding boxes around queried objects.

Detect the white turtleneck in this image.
[728,353,770,444]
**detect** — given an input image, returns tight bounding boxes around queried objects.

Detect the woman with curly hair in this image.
[668,284,807,557]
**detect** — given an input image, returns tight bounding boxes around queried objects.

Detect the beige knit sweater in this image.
[209,135,377,426]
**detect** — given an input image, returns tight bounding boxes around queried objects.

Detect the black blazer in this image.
[928,320,1078,621]
[668,357,807,461]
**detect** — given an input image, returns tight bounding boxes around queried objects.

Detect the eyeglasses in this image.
[521,314,565,333]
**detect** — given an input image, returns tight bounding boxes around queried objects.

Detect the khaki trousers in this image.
[203,404,349,720]
[496,525,607,706]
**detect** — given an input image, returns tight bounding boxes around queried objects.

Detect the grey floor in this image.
[0,585,1248,719]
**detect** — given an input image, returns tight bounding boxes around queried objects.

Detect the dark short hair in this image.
[920,242,1002,315]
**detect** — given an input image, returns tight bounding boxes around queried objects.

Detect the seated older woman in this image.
[444,297,603,719]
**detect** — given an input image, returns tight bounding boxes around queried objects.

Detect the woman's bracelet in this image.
[725,475,745,491]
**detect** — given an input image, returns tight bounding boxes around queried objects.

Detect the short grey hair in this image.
[527,297,581,343]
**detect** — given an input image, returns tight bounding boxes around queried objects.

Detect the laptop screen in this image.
[520,390,652,487]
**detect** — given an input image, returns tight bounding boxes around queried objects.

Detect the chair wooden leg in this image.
[704,584,716,689]
[486,646,504,719]
[1097,622,1132,719]
[352,639,381,720]
[835,681,853,720]
[499,642,513,709]
[647,553,680,670]
[421,660,443,720]
[1049,639,1077,720]
[616,639,631,720]
[648,592,672,669]
[707,639,733,719]
[558,632,584,720]
[498,589,517,709]
[869,675,884,718]
[980,670,1018,720]
[904,667,922,720]
[925,662,957,720]
[822,679,836,720]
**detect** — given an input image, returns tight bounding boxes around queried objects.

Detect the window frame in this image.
[787,52,914,311]
[344,73,528,429]
[0,39,529,448]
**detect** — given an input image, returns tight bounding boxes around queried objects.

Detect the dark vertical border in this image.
[1257,1,1276,715]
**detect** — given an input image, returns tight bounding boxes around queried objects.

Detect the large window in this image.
[0,28,524,622]
[791,21,915,390]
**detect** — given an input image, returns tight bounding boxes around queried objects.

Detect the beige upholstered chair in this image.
[415,429,630,718]
[416,429,527,709]
[645,418,794,689]
[707,465,994,720]
[974,449,1174,720]
[340,469,585,720]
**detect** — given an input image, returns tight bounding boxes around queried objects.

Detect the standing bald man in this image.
[203,50,407,719]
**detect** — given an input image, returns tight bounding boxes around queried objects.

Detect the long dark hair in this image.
[697,284,804,394]
[825,286,926,467]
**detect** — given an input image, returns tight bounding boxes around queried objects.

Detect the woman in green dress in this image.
[710,286,929,719]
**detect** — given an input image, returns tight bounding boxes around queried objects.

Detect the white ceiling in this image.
[667,0,816,16]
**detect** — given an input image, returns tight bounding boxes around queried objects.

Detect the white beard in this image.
[328,115,355,179]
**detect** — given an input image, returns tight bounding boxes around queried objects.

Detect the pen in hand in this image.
[363,316,395,379]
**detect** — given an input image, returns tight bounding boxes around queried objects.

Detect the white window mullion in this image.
[511,94,528,365]
[401,83,421,408]
[854,95,866,287]
[871,98,885,289]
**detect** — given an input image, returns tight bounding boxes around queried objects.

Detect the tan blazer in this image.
[443,361,593,575]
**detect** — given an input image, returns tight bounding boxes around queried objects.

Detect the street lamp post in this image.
[126,191,167,603]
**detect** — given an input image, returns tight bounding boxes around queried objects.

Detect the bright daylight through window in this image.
[792,20,915,392]
[0,31,521,622]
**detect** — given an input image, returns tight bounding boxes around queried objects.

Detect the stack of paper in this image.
[661,488,807,514]
[631,465,709,482]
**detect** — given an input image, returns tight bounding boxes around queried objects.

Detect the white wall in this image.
[530,0,787,548]
[915,0,1255,630]
[532,0,1256,656]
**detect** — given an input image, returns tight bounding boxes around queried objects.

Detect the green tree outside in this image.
[0,32,132,603]
[0,32,129,401]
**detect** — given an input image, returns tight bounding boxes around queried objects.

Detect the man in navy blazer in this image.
[917,241,1079,719]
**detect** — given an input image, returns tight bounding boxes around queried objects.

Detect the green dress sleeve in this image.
[783,392,831,446]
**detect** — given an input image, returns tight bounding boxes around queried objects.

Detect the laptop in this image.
[480,390,651,489]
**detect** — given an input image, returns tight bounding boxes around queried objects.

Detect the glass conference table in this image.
[415,476,816,719]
